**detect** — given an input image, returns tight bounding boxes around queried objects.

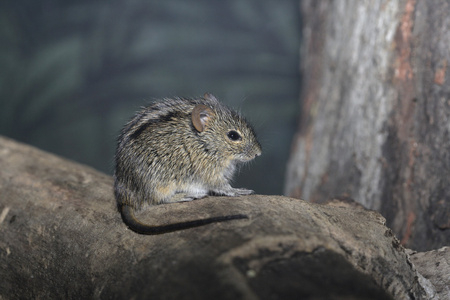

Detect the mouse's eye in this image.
[227,130,242,141]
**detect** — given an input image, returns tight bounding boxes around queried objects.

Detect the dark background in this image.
[0,0,300,195]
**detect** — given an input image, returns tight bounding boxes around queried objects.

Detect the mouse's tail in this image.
[119,204,248,235]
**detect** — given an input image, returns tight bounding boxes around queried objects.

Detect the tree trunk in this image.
[285,0,450,251]
[0,135,439,299]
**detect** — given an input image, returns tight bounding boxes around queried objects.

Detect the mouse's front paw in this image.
[233,188,254,195]
[212,187,254,197]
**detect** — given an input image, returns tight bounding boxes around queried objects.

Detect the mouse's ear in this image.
[192,104,214,132]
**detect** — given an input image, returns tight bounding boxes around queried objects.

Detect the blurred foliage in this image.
[0,0,300,194]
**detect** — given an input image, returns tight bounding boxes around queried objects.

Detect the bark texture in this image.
[408,247,450,299]
[0,136,437,299]
[285,0,450,251]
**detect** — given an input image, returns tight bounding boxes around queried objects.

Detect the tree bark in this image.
[285,0,450,251]
[0,135,438,299]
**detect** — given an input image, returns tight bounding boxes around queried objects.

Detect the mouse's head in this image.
[191,96,262,164]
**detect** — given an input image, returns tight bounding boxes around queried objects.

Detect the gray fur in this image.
[114,94,262,209]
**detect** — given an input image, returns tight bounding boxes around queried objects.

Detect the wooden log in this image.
[0,136,434,299]
[408,247,450,299]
